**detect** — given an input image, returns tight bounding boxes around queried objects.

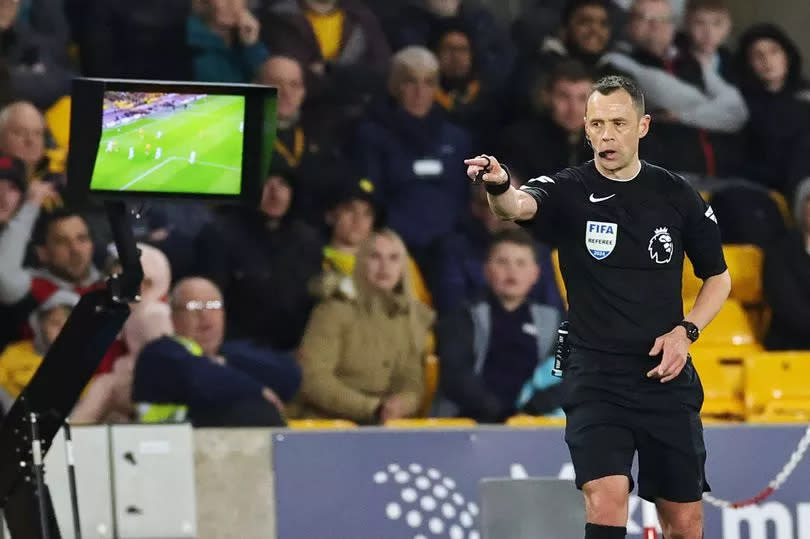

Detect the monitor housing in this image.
[67,78,277,205]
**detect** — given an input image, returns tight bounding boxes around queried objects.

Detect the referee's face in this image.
[585,89,650,173]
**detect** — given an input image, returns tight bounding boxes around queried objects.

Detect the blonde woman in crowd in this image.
[293,229,434,424]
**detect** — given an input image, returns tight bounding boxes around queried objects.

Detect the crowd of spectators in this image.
[0,0,809,426]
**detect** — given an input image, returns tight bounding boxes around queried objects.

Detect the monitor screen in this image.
[89,91,246,195]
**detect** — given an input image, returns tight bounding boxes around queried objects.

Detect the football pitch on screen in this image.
[91,95,245,194]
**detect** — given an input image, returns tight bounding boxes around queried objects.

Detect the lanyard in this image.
[274,127,305,167]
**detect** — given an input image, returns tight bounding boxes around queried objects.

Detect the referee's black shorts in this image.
[562,347,711,503]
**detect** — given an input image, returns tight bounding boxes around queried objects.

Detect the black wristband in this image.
[485,165,511,195]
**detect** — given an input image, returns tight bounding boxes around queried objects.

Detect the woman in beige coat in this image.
[294,229,434,424]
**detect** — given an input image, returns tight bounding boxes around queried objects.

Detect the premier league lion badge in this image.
[648,227,674,264]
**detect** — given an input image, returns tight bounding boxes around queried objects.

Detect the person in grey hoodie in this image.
[435,229,561,422]
[762,178,810,350]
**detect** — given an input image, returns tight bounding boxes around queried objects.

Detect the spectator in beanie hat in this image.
[312,175,432,306]
[195,158,323,351]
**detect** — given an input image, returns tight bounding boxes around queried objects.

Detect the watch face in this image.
[683,323,698,341]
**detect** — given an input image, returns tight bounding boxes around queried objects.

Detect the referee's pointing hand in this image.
[465,155,509,185]
[647,326,691,383]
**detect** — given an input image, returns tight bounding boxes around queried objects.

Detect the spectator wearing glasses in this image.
[126,277,301,426]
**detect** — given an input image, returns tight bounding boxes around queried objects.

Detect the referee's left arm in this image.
[648,188,730,383]
[683,270,731,334]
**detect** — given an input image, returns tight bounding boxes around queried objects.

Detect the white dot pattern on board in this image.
[402,488,418,503]
[375,464,481,539]
[406,510,422,528]
[386,502,402,520]
[395,470,410,483]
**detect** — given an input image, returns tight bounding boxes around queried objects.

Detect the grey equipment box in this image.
[479,478,585,539]
[110,424,197,539]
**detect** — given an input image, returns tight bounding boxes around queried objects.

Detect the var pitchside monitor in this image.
[67,78,277,205]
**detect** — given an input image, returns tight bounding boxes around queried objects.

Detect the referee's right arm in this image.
[464,155,538,221]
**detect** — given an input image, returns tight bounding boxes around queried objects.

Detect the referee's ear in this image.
[638,113,652,139]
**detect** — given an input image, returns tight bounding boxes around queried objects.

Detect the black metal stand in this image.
[0,201,143,539]
[63,422,81,539]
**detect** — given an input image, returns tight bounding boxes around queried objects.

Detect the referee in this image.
[465,75,730,539]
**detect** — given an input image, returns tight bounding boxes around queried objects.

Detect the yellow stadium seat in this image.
[682,255,703,300]
[287,419,358,429]
[690,345,763,420]
[723,244,763,305]
[418,354,439,417]
[45,95,72,149]
[506,415,566,427]
[744,352,810,422]
[550,249,567,308]
[684,298,757,347]
[384,418,476,428]
[684,244,763,305]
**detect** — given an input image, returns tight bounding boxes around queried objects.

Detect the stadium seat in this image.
[682,255,703,300]
[287,419,358,430]
[45,95,72,150]
[550,250,567,307]
[684,244,762,299]
[723,245,764,305]
[683,298,757,347]
[384,418,476,428]
[690,346,760,420]
[744,352,810,422]
[768,190,794,228]
[505,415,566,427]
[418,354,439,417]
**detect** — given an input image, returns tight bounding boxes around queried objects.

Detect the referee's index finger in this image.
[464,157,491,167]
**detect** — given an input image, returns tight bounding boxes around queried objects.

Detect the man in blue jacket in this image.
[133,277,302,426]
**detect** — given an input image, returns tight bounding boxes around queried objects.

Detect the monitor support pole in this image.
[0,201,143,538]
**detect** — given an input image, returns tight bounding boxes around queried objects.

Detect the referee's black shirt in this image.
[519,160,727,356]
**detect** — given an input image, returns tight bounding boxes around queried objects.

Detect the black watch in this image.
[678,320,700,342]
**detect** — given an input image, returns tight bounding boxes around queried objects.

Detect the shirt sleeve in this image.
[517,172,565,243]
[681,185,727,279]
